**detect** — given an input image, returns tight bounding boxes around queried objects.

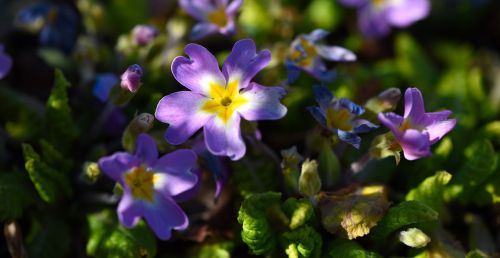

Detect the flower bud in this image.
[281,146,303,192]
[298,159,321,198]
[131,25,159,46]
[82,161,101,184]
[399,228,431,248]
[120,64,143,93]
[122,113,155,152]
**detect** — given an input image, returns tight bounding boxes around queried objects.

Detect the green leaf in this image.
[187,240,234,258]
[27,217,70,258]
[465,214,495,255]
[466,250,489,258]
[0,172,37,221]
[237,192,283,255]
[232,156,277,198]
[44,69,78,149]
[282,198,315,230]
[317,143,340,188]
[371,201,438,240]
[326,238,383,258]
[406,171,452,213]
[281,226,322,258]
[319,185,390,239]
[87,210,157,258]
[39,139,71,172]
[22,144,71,203]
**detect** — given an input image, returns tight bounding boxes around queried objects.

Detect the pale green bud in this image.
[298,159,321,198]
[122,113,154,152]
[82,161,100,184]
[399,228,431,248]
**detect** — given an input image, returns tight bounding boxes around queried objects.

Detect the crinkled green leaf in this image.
[187,240,234,258]
[44,69,79,149]
[371,201,438,240]
[22,144,71,203]
[369,132,401,164]
[27,217,70,258]
[87,210,157,258]
[281,226,322,258]
[237,192,283,255]
[326,238,383,258]
[232,156,277,198]
[406,171,452,213]
[282,198,314,230]
[319,185,390,239]
[0,172,38,221]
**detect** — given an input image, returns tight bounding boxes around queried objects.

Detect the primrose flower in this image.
[338,0,430,38]
[121,64,143,93]
[98,134,198,240]
[179,0,243,40]
[308,85,377,148]
[286,29,356,83]
[0,45,12,80]
[378,88,456,160]
[132,25,159,46]
[155,39,287,160]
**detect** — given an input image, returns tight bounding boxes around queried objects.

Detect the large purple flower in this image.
[286,29,356,83]
[378,88,456,160]
[179,0,243,40]
[98,134,198,240]
[308,85,377,148]
[338,0,430,38]
[0,45,12,80]
[155,39,287,160]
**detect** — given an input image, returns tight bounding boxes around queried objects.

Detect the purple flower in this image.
[132,25,159,46]
[120,64,143,93]
[93,73,118,102]
[378,88,456,160]
[308,85,377,148]
[286,29,356,83]
[338,0,430,38]
[155,39,287,160]
[0,45,12,80]
[179,0,243,40]
[98,134,198,240]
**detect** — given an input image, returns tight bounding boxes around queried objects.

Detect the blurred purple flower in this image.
[98,134,198,240]
[155,39,287,160]
[121,64,143,93]
[378,88,456,160]
[286,29,356,83]
[179,0,243,40]
[0,45,12,80]
[132,25,159,46]
[93,73,118,102]
[308,85,377,148]
[338,0,430,38]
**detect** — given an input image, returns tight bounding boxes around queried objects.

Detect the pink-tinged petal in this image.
[143,195,189,240]
[134,133,158,166]
[179,0,213,20]
[358,6,391,38]
[190,22,219,40]
[378,112,404,135]
[172,44,226,96]
[0,47,12,80]
[222,39,271,89]
[226,0,243,16]
[426,119,456,144]
[384,0,430,27]
[238,82,287,121]
[399,129,431,160]
[155,91,212,145]
[98,152,140,184]
[338,0,368,7]
[204,115,246,160]
[117,192,143,228]
[153,170,198,198]
[403,87,425,121]
[315,45,356,62]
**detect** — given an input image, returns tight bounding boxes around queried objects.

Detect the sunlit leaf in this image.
[281,226,322,258]
[326,238,383,258]
[406,171,452,213]
[282,198,315,230]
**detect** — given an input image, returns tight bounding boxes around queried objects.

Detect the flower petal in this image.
[399,129,431,160]
[421,110,452,125]
[338,0,368,7]
[238,82,287,121]
[285,59,302,84]
[117,192,143,228]
[179,0,213,20]
[222,39,271,89]
[0,48,12,80]
[154,170,198,199]
[403,87,426,121]
[155,91,212,145]
[426,119,456,144]
[301,56,336,82]
[143,195,189,240]
[303,29,329,42]
[172,43,226,96]
[315,45,356,62]
[135,133,158,166]
[204,115,246,160]
[307,106,327,128]
[155,149,198,173]
[226,0,243,15]
[378,112,404,136]
[92,73,118,102]
[352,119,378,133]
[312,85,335,110]
[98,152,139,184]
[338,130,362,149]
[190,22,219,40]
[339,98,365,116]
[358,6,391,38]
[384,0,430,27]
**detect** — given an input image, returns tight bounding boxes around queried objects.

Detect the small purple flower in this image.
[132,25,159,46]
[98,134,198,240]
[0,45,12,80]
[338,0,430,38]
[308,85,377,148]
[120,64,143,93]
[179,0,243,40]
[378,88,456,160]
[286,29,356,83]
[93,73,118,102]
[155,39,287,160]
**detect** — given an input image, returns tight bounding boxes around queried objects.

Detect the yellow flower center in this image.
[124,165,158,202]
[372,0,385,9]
[207,7,228,27]
[289,36,317,67]
[326,108,353,132]
[399,119,412,132]
[201,80,248,123]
